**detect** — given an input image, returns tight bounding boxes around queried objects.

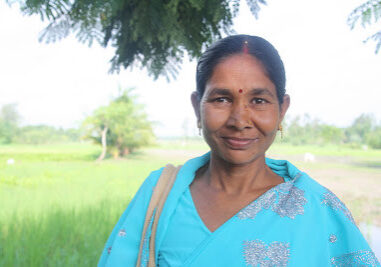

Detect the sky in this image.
[0,0,380,137]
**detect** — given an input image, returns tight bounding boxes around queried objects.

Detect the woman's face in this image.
[192,53,289,165]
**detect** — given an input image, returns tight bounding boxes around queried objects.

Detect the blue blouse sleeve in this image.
[98,167,163,267]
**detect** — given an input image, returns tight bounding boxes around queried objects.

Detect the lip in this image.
[221,137,258,149]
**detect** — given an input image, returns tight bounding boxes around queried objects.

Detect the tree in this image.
[0,103,20,144]
[345,113,376,144]
[366,126,381,148]
[319,125,344,144]
[282,114,346,146]
[8,0,267,79]
[348,0,381,53]
[283,114,323,145]
[82,89,154,160]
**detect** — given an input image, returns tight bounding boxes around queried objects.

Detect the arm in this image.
[98,167,164,267]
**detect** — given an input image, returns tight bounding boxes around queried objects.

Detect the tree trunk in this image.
[96,126,108,161]
[122,147,130,156]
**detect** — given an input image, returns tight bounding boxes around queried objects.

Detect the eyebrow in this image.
[248,88,275,98]
[207,88,275,98]
[207,88,232,96]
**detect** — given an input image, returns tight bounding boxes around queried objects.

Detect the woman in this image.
[99,35,379,266]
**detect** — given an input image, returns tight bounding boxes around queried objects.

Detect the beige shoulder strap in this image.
[136,164,181,267]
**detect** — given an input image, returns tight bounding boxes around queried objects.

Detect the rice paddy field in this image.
[0,140,380,266]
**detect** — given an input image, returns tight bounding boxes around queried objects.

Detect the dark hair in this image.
[196,35,286,104]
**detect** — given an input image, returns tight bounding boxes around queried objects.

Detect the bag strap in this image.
[136,164,181,267]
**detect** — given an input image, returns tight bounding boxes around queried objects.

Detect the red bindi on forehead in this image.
[239,89,243,93]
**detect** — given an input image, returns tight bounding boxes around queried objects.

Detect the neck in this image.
[201,152,282,195]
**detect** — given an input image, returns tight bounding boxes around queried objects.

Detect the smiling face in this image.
[192,53,290,165]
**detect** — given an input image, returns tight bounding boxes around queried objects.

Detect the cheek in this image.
[201,104,229,131]
[253,109,280,134]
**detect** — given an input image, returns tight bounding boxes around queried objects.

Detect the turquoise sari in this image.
[99,152,380,266]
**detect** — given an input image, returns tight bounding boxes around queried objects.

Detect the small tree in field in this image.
[82,89,154,160]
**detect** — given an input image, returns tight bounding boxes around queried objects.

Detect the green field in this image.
[1,141,380,266]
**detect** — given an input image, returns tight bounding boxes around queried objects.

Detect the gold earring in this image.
[197,121,202,136]
[279,124,284,139]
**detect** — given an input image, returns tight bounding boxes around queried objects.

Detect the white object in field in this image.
[303,153,315,162]
[6,158,15,165]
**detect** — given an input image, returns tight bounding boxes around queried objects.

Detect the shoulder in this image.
[121,167,165,214]
[137,150,209,192]
[266,157,333,198]
[140,167,165,190]
[267,156,357,226]
[295,171,329,196]
[294,169,357,225]
[291,168,379,265]
[295,170,342,204]
[135,151,210,198]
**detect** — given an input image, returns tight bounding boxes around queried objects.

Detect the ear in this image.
[191,91,201,123]
[279,94,290,122]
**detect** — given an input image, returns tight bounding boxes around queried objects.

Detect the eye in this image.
[252,98,268,104]
[213,97,231,103]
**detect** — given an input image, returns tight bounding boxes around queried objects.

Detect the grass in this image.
[0,143,101,162]
[0,141,380,266]
[0,200,126,266]
[0,142,194,266]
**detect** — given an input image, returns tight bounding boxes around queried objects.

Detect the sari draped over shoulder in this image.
[98,152,380,267]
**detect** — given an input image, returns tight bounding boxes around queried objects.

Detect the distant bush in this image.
[0,104,80,145]
[283,115,344,146]
[13,125,80,144]
[0,103,20,144]
[366,127,381,149]
[282,113,381,149]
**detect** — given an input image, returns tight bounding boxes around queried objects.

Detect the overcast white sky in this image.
[0,0,380,137]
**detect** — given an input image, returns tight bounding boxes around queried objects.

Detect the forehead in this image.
[206,54,275,93]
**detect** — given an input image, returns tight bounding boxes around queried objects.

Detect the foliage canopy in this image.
[348,0,381,53]
[9,0,266,79]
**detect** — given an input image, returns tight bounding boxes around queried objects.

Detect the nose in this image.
[226,102,253,131]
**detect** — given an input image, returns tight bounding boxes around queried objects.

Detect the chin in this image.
[212,149,265,166]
